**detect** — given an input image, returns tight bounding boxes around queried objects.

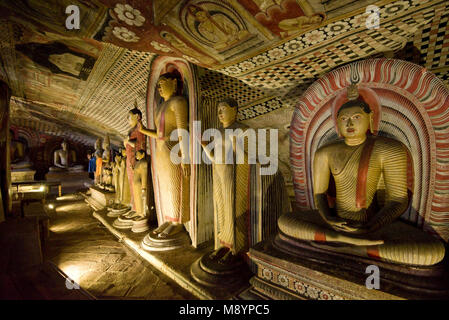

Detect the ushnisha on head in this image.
[217,97,238,128]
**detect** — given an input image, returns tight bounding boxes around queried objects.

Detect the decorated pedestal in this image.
[85,186,115,211]
[248,235,449,300]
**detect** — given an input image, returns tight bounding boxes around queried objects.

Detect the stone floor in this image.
[45,194,195,300]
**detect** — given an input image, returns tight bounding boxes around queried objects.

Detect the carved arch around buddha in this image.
[290,58,449,241]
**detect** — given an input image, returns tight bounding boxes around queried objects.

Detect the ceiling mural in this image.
[0,0,448,192]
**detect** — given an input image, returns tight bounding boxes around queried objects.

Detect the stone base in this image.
[85,186,115,211]
[112,214,134,230]
[91,209,250,299]
[11,170,36,183]
[106,204,131,218]
[131,218,150,233]
[190,251,252,295]
[247,234,449,300]
[141,228,191,252]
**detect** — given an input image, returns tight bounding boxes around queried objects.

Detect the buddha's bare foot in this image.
[157,223,183,238]
[209,247,229,260]
[327,233,384,246]
[152,222,170,235]
[132,215,147,221]
[122,210,138,219]
[219,251,237,265]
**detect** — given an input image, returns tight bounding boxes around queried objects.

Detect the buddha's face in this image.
[61,142,67,150]
[337,106,371,139]
[218,102,237,126]
[136,151,145,161]
[157,77,177,100]
[128,112,140,128]
[121,148,126,157]
[115,155,122,163]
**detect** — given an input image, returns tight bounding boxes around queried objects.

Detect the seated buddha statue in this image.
[10,133,33,170]
[49,141,83,172]
[278,85,445,266]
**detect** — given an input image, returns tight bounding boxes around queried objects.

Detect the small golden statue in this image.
[278,84,445,266]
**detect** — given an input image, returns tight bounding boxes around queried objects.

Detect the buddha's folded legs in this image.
[278,211,446,266]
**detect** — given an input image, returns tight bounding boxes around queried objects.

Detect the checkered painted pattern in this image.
[198,69,272,107]
[216,0,448,91]
[78,45,156,136]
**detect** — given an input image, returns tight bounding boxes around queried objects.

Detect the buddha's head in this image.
[121,148,127,157]
[188,5,208,22]
[61,141,68,151]
[309,14,323,24]
[337,99,374,141]
[128,107,142,128]
[136,149,146,161]
[115,153,122,163]
[157,72,181,101]
[217,97,238,128]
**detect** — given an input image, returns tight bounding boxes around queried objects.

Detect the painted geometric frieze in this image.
[237,0,325,38]
[218,0,444,89]
[290,58,449,241]
[257,264,345,300]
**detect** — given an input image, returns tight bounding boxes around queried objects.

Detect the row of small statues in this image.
[94,72,446,274]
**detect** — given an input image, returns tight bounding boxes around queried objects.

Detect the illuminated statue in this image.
[100,135,113,191]
[201,98,251,264]
[139,71,190,238]
[132,150,148,219]
[49,141,83,172]
[112,153,121,203]
[116,105,146,223]
[119,148,131,205]
[94,137,103,184]
[278,84,445,266]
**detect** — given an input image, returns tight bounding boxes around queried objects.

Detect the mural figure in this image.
[185,4,249,50]
[160,31,215,65]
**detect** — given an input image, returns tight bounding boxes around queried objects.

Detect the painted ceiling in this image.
[0,0,448,188]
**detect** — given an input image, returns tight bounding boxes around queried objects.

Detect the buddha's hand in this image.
[327,217,360,233]
[181,163,190,177]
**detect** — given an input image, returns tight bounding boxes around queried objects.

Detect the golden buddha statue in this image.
[278,85,445,266]
[49,141,83,172]
[119,148,131,205]
[139,71,190,239]
[201,98,251,264]
[112,153,121,201]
